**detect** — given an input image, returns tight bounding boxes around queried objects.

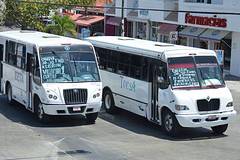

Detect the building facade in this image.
[104,0,240,77]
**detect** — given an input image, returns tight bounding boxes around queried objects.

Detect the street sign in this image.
[215,50,224,66]
[169,31,178,41]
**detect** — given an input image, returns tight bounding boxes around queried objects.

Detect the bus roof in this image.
[0,30,91,47]
[86,36,216,60]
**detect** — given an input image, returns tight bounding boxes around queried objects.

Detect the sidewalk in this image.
[224,70,240,93]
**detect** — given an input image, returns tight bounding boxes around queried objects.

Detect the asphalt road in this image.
[0,80,240,160]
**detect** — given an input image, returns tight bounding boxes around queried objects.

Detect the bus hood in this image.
[172,87,233,114]
[41,82,102,104]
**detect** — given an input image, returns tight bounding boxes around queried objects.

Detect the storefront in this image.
[105,16,122,36]
[178,13,232,69]
[153,23,178,43]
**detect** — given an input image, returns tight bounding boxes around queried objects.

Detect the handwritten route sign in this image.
[169,64,199,88]
[41,56,65,80]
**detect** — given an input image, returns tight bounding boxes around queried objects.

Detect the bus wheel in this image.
[86,112,98,124]
[7,84,14,104]
[36,100,49,123]
[103,90,117,114]
[211,124,228,135]
[162,109,180,137]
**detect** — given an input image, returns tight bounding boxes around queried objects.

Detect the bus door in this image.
[150,61,169,123]
[0,41,4,92]
[26,52,34,111]
[150,61,160,122]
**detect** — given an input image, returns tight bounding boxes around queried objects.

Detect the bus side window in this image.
[130,54,143,80]
[7,41,17,66]
[16,44,26,70]
[107,50,118,73]
[117,51,130,76]
[95,47,107,70]
[142,58,149,81]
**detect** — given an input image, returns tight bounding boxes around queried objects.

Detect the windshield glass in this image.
[40,45,100,83]
[168,56,224,89]
[195,56,224,88]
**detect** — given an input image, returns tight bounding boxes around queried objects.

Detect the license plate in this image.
[207,115,217,120]
[73,107,82,112]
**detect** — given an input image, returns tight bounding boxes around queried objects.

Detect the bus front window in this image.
[195,56,224,88]
[40,46,100,83]
[168,57,200,89]
[168,56,224,89]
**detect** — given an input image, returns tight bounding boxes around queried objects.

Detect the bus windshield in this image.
[39,46,100,83]
[168,56,224,89]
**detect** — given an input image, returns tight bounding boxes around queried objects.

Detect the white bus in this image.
[0,30,102,123]
[87,36,237,136]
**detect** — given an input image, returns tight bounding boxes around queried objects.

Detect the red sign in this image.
[185,13,227,28]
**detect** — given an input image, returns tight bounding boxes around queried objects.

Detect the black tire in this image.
[86,112,98,124]
[102,90,117,114]
[162,109,181,137]
[6,84,14,104]
[35,99,49,123]
[211,124,228,135]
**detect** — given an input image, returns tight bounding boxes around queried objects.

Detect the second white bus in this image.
[87,36,237,136]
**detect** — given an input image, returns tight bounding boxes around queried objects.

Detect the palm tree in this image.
[45,15,77,37]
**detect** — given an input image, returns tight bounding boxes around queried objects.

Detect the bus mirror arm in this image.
[31,57,36,67]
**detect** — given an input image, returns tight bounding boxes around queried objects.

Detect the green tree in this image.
[44,15,77,37]
[4,0,53,30]
[3,0,96,30]
[0,0,5,25]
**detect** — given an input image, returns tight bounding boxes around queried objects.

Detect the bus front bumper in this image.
[41,102,101,116]
[175,110,237,128]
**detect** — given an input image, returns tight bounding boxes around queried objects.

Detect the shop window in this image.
[151,22,159,42]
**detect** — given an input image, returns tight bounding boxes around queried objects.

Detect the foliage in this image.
[0,0,5,25]
[44,15,77,37]
[3,0,96,31]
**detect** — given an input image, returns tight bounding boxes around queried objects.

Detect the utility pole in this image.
[121,0,125,37]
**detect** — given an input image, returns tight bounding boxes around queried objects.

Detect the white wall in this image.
[230,32,240,76]
[138,0,164,22]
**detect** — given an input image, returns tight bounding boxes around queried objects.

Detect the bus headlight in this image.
[175,104,189,111]
[93,93,101,99]
[46,90,58,100]
[226,102,233,107]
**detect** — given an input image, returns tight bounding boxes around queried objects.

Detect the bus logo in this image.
[64,46,70,51]
[206,96,211,102]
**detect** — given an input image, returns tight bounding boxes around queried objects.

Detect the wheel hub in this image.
[165,114,173,132]
[105,94,111,109]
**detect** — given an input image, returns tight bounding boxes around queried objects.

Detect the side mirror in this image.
[157,76,165,83]
[158,76,170,89]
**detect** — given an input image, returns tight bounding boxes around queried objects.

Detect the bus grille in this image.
[63,89,88,105]
[197,99,220,111]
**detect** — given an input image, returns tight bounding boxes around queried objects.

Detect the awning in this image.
[75,15,104,27]
[159,24,178,35]
[199,29,230,41]
[70,14,83,21]
[179,26,206,38]
[106,16,121,26]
